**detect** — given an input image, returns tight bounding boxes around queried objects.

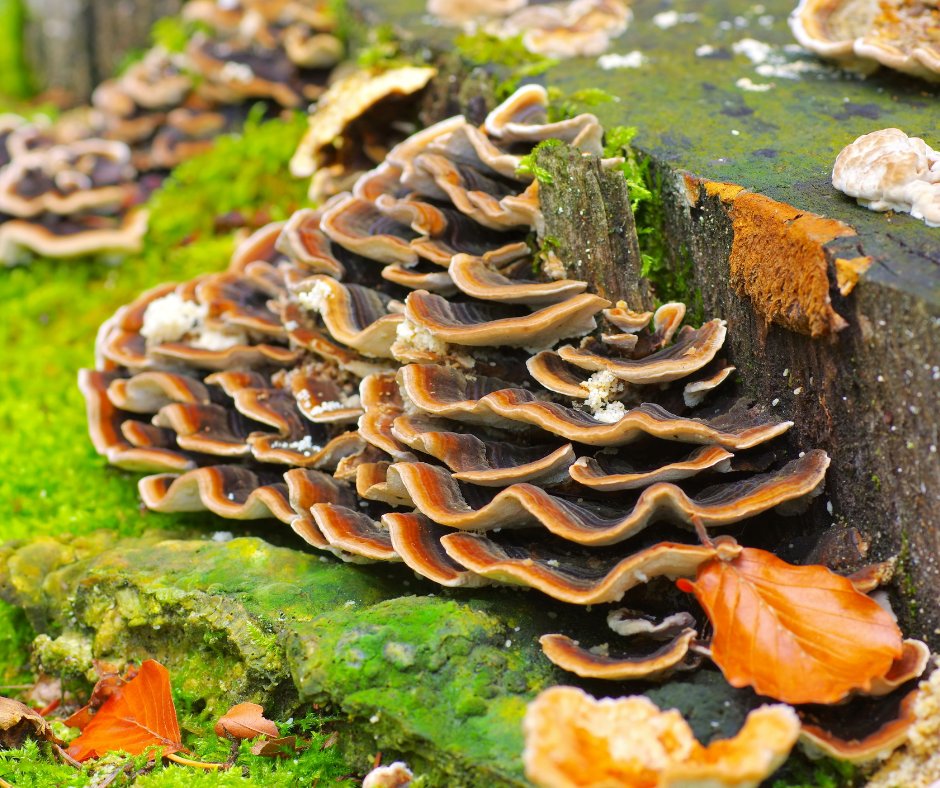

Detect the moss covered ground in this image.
[0,106,366,784]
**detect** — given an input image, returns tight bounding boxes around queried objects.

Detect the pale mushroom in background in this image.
[832,128,940,227]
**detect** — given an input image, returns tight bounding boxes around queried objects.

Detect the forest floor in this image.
[0,104,371,786]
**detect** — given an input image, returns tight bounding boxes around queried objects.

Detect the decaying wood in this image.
[659,166,940,647]
[24,0,183,102]
[537,144,653,311]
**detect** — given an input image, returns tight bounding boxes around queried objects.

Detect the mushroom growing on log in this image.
[79,85,927,757]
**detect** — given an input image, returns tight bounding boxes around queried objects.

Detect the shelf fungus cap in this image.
[508,0,632,59]
[290,66,437,178]
[833,128,940,227]
[427,0,527,24]
[790,0,940,80]
[362,761,414,788]
[523,686,799,788]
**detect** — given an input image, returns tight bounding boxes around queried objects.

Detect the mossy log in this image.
[0,531,580,786]
[656,171,940,644]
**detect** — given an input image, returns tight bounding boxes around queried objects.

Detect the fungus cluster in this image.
[289,66,438,203]
[0,116,149,263]
[80,85,927,783]
[0,0,348,263]
[833,128,940,227]
[428,0,631,58]
[89,0,343,172]
[790,0,940,80]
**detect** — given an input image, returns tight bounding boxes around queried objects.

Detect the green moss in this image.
[290,595,562,786]
[0,0,30,97]
[148,106,310,246]
[516,139,563,183]
[0,718,358,788]
[453,31,556,99]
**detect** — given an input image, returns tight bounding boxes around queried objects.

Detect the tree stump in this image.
[23,0,182,102]
[537,144,653,310]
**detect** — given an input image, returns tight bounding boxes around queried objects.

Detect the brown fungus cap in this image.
[290,67,438,179]
[538,629,699,681]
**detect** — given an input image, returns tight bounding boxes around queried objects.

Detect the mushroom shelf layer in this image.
[347,0,940,646]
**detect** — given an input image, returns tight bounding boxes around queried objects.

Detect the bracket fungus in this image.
[428,0,631,58]
[0,129,150,264]
[790,0,940,81]
[833,128,940,227]
[80,86,926,759]
[523,686,800,788]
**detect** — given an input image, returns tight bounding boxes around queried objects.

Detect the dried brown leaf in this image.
[214,702,279,740]
[249,736,297,757]
[0,696,64,749]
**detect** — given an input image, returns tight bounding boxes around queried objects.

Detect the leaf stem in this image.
[691,514,714,548]
[165,752,223,770]
[54,744,82,769]
[0,777,14,788]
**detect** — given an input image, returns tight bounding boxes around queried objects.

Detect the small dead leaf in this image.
[67,660,182,762]
[250,736,297,757]
[23,674,61,710]
[320,731,338,750]
[680,547,903,705]
[215,703,279,740]
[0,696,64,748]
[65,661,138,731]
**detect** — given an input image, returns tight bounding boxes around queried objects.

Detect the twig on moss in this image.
[165,752,223,770]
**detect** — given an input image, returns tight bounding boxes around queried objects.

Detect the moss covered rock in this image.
[0,532,577,786]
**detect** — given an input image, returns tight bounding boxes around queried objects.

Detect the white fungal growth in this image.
[733,37,773,63]
[736,77,773,92]
[192,327,249,351]
[832,128,940,228]
[598,50,646,70]
[219,61,255,84]
[395,318,449,356]
[141,293,208,346]
[580,369,625,418]
[306,394,361,417]
[592,400,627,424]
[269,435,322,456]
[297,279,334,314]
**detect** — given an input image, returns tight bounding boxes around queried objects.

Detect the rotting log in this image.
[350,0,940,648]
[537,144,653,311]
[658,169,940,643]
[24,0,183,102]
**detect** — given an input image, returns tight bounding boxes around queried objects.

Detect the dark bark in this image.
[656,163,940,646]
[536,144,653,311]
[24,0,182,102]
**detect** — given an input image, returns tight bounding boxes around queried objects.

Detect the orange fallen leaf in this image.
[679,547,903,705]
[215,702,279,740]
[67,660,182,762]
[65,660,138,731]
